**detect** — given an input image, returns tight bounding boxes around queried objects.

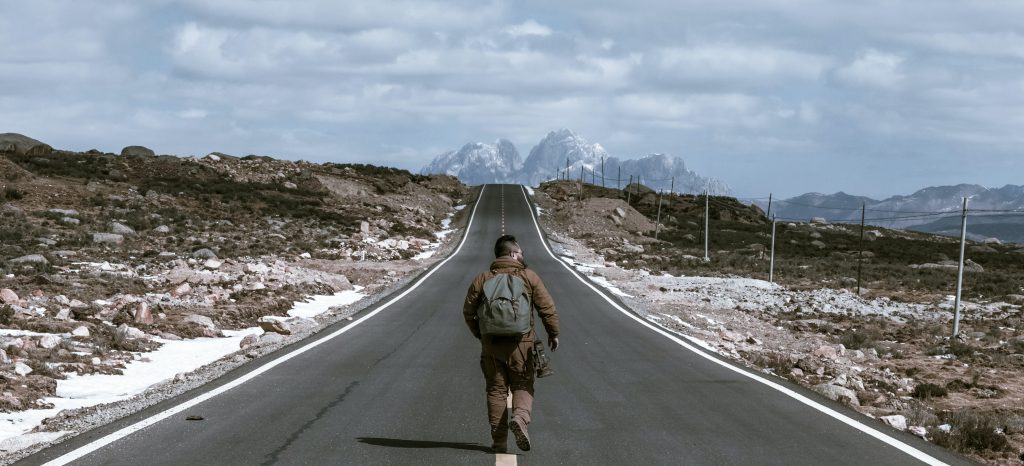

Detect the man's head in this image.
[494,234,522,261]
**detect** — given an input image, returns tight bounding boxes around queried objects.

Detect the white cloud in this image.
[836,49,905,89]
[900,31,1024,59]
[506,20,552,37]
[175,0,503,31]
[648,44,830,85]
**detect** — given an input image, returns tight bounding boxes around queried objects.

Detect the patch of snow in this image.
[0,329,65,337]
[660,313,694,328]
[589,276,633,298]
[0,328,262,445]
[524,186,534,196]
[287,287,365,319]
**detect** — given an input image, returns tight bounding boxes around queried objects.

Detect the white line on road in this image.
[517,185,948,466]
[42,186,490,466]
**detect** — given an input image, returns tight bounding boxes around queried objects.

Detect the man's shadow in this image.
[356,437,493,453]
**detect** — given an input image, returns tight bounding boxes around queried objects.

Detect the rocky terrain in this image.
[533,180,1024,465]
[0,134,469,460]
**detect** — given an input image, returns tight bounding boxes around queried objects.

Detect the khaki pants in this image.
[480,336,535,444]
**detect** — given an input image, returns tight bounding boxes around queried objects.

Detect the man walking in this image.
[463,234,560,453]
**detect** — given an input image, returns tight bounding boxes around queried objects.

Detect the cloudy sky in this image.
[2,0,1022,198]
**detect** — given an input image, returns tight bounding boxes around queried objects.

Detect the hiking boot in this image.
[491,442,508,454]
[510,416,531,451]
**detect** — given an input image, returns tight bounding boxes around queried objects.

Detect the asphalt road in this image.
[24,184,970,465]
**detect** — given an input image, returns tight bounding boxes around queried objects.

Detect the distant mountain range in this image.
[758,184,1024,243]
[421,129,730,195]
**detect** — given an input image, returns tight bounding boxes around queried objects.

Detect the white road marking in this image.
[495,452,517,465]
[41,187,491,466]
[516,185,948,466]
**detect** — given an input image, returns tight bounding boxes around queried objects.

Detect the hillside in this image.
[0,134,468,420]
[533,180,1024,465]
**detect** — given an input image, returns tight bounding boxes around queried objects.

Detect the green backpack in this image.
[478,273,532,336]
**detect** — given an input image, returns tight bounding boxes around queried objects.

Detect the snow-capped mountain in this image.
[520,129,610,187]
[421,129,730,195]
[419,139,521,185]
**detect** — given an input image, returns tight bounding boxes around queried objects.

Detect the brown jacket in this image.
[463,256,559,341]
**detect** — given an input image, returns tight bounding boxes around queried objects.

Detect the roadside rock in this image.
[258,317,292,335]
[184,314,216,329]
[153,225,170,234]
[9,255,48,265]
[14,362,33,376]
[38,335,61,349]
[134,302,154,325]
[880,414,908,431]
[0,288,18,304]
[239,334,259,349]
[192,248,218,259]
[109,222,136,235]
[812,383,860,406]
[93,233,124,244]
[116,324,147,340]
[71,326,90,337]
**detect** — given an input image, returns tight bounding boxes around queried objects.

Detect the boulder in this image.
[153,225,171,234]
[14,362,33,376]
[880,414,908,431]
[171,283,192,297]
[964,259,984,273]
[283,182,297,189]
[184,314,216,329]
[203,259,223,270]
[0,133,53,156]
[192,248,218,259]
[61,217,80,225]
[0,288,18,304]
[71,326,90,337]
[93,233,124,244]
[810,240,826,249]
[109,222,136,235]
[810,217,828,225]
[239,334,259,349]
[258,316,292,335]
[48,208,79,217]
[0,349,9,364]
[812,383,860,406]
[614,207,626,218]
[116,324,147,339]
[359,221,370,235]
[55,308,72,320]
[813,345,838,359]
[39,334,61,349]
[9,254,48,265]
[983,237,1001,245]
[259,332,284,345]
[134,302,154,324]
[121,145,155,157]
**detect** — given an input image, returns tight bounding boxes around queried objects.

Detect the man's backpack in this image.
[477,273,532,336]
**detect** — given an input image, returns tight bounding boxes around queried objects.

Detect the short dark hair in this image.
[494,234,519,258]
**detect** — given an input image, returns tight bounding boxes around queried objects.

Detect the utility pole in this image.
[566,158,569,181]
[635,175,641,202]
[769,216,777,283]
[765,193,772,220]
[857,202,866,295]
[601,156,605,188]
[953,197,968,337]
[655,190,663,240]
[626,175,633,204]
[617,167,621,190]
[703,189,710,262]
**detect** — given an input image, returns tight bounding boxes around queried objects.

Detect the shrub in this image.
[912,382,949,399]
[839,327,881,350]
[2,187,25,200]
[0,304,13,325]
[932,409,1010,454]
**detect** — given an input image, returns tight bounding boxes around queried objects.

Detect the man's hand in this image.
[548,337,559,352]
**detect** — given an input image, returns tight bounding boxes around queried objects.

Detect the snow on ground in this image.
[414,204,465,260]
[0,330,259,445]
[524,186,534,196]
[0,286,369,447]
[287,287,365,318]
